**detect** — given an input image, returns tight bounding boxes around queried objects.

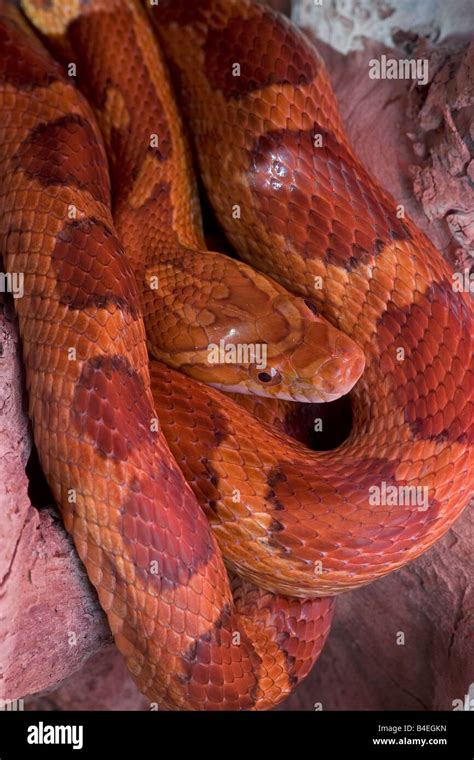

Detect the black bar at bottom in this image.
[0,710,471,758]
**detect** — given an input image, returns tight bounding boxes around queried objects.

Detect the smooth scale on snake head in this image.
[156,265,366,402]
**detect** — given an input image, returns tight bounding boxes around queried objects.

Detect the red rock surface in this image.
[410,40,474,272]
[0,295,112,703]
[25,648,148,712]
[0,0,472,711]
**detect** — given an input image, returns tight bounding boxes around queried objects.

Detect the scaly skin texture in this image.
[20,0,364,404]
[1,1,334,710]
[140,0,473,594]
[6,0,473,707]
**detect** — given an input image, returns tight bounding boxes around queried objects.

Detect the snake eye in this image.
[257,368,282,386]
[304,299,318,316]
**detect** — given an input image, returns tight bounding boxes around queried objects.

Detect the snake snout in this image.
[321,335,365,395]
[318,336,365,397]
[287,318,365,402]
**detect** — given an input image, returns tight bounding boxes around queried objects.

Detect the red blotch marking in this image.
[120,457,215,592]
[232,578,334,690]
[14,114,110,205]
[265,455,443,558]
[65,8,172,204]
[73,356,216,590]
[250,128,410,269]
[273,595,334,684]
[148,0,213,26]
[377,280,473,444]
[51,218,139,316]
[179,606,260,709]
[204,11,319,99]
[0,13,63,91]
[72,355,154,460]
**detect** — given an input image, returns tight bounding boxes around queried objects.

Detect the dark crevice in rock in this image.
[25,446,54,511]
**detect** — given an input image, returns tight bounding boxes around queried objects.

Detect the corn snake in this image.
[0,0,471,709]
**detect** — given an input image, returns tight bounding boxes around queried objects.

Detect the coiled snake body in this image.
[0,0,472,710]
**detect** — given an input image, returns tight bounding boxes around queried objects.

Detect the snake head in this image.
[201,291,365,402]
[149,255,365,402]
[243,297,366,402]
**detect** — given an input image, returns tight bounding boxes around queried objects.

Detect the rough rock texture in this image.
[409,41,474,270]
[0,0,472,711]
[0,294,112,702]
[25,648,148,712]
[294,0,474,54]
